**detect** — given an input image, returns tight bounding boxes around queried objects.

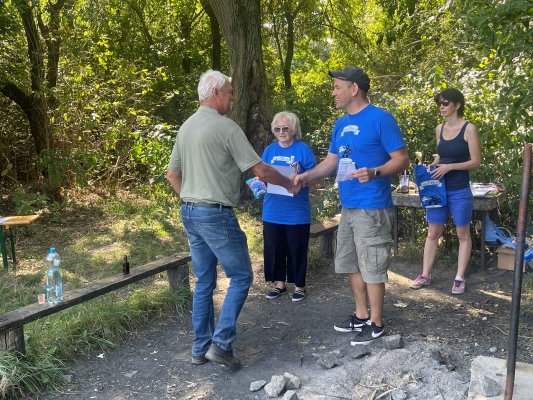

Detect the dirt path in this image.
[40,258,533,400]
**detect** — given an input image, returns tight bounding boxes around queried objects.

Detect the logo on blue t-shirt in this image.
[341,125,360,136]
[269,155,295,165]
[339,144,353,158]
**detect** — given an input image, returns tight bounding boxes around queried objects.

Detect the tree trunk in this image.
[282,11,294,90]
[0,0,69,196]
[25,95,50,155]
[16,0,50,156]
[179,14,192,73]
[201,0,222,70]
[206,0,272,156]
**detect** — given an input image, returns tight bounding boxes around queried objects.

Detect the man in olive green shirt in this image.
[167,69,298,370]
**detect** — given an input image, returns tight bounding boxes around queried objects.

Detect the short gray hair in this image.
[271,111,302,140]
[197,70,230,102]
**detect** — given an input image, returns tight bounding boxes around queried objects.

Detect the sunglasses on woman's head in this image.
[274,125,290,133]
[438,100,450,107]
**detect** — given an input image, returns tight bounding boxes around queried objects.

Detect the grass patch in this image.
[0,188,191,398]
[0,351,69,399]
[522,273,533,313]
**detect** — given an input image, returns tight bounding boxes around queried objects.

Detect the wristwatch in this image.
[373,168,381,178]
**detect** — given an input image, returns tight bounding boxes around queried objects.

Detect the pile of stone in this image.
[248,335,406,399]
[250,372,301,399]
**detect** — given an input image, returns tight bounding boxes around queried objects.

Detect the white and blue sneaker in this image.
[350,321,384,345]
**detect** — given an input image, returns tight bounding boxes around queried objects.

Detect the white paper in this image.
[335,158,356,182]
[267,165,294,197]
[471,187,491,197]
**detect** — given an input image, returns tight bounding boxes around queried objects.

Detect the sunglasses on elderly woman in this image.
[437,100,450,107]
[274,125,290,133]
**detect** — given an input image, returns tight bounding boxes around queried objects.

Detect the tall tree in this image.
[206,0,272,154]
[200,0,222,70]
[0,0,70,191]
[265,0,318,91]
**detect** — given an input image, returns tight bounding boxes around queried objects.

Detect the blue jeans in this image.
[180,204,253,357]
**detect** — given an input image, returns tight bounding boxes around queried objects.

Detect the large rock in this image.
[383,334,404,350]
[264,375,289,398]
[250,380,267,392]
[480,376,501,397]
[317,353,342,369]
[348,346,371,359]
[391,389,408,400]
[282,390,298,400]
[283,372,301,390]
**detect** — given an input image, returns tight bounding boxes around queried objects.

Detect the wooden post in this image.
[0,226,8,269]
[410,207,416,242]
[393,207,399,252]
[167,263,190,292]
[0,327,25,355]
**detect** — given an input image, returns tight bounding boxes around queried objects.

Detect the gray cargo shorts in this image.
[334,207,394,284]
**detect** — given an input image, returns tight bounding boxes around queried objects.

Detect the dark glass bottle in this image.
[122,255,130,274]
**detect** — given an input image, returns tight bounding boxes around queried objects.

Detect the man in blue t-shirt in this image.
[294,66,409,345]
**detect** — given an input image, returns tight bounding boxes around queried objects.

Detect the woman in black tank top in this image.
[410,88,481,295]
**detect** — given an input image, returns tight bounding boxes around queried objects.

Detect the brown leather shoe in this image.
[205,343,241,370]
[191,354,208,365]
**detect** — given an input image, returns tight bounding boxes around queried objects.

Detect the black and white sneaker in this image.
[350,321,384,345]
[334,314,368,333]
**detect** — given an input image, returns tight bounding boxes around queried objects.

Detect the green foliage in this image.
[1,2,531,393]
[11,188,50,215]
[0,0,531,225]
[1,0,212,192]
[0,350,69,399]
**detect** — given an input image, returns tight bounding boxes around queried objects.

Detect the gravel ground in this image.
[39,256,533,400]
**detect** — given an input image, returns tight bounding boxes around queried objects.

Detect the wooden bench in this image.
[310,214,341,258]
[0,252,191,355]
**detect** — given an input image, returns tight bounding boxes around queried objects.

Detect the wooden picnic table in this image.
[392,190,506,269]
[0,215,40,270]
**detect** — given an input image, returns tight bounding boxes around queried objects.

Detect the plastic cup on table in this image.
[38,293,46,304]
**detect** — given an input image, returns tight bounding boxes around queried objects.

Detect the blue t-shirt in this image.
[328,104,405,209]
[261,141,317,224]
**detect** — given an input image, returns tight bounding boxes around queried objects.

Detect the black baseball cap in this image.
[328,66,370,92]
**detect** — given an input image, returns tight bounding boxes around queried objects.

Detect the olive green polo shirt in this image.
[168,106,261,207]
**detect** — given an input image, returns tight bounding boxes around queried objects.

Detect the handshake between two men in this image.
[289,159,379,194]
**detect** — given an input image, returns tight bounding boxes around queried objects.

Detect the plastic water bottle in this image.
[45,247,63,304]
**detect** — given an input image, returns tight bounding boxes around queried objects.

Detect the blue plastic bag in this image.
[414,164,446,208]
[484,215,516,248]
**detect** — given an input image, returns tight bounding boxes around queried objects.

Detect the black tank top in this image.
[437,121,470,190]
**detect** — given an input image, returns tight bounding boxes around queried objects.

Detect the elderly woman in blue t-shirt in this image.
[261,111,317,302]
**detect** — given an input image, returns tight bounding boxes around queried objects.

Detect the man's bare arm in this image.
[250,161,301,194]
[166,169,183,195]
[352,147,409,183]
